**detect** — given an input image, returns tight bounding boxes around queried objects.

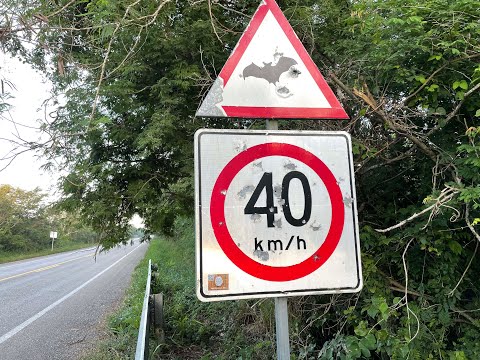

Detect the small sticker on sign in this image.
[208,274,229,290]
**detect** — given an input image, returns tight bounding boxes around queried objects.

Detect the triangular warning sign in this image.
[196,0,349,119]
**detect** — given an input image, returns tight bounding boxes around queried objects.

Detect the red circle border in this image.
[210,143,345,281]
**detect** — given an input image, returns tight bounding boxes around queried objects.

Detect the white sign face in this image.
[50,231,58,238]
[195,130,362,301]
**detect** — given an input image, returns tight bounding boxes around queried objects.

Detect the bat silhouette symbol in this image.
[242,56,298,85]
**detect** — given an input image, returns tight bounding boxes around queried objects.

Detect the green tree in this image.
[0,185,48,252]
[0,185,98,253]
[46,207,98,246]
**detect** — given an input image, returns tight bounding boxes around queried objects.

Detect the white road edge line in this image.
[0,243,144,345]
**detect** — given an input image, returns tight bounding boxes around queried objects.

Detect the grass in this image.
[83,217,276,360]
[0,242,95,264]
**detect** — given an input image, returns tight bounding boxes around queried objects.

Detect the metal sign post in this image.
[275,297,290,359]
[267,120,291,359]
[50,231,58,250]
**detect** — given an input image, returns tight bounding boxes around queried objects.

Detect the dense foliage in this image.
[1,0,480,358]
[0,184,97,256]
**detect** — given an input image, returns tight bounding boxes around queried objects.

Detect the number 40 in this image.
[244,171,312,228]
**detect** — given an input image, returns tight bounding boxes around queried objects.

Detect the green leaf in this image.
[100,24,115,40]
[408,16,423,23]
[379,302,389,314]
[451,351,468,360]
[359,342,371,358]
[376,330,388,342]
[434,107,446,115]
[453,80,468,90]
[428,54,442,61]
[414,75,426,84]
[388,18,405,26]
[427,84,439,92]
[475,109,480,117]
[448,240,463,255]
[451,48,461,55]
[367,305,379,318]
[399,344,410,358]
[473,66,480,81]
[361,333,377,350]
[354,321,368,337]
[348,343,362,359]
[93,116,111,125]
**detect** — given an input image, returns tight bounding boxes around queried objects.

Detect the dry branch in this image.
[375,188,458,233]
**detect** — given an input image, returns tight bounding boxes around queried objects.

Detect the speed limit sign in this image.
[195,129,362,301]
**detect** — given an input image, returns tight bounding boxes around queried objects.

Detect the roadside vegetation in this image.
[0,184,97,263]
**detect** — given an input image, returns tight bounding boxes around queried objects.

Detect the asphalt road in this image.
[0,240,148,360]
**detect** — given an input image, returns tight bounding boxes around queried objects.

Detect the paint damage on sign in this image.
[283,160,297,170]
[310,221,322,232]
[197,50,303,115]
[252,161,264,173]
[238,185,255,199]
[273,218,282,228]
[254,249,270,261]
[234,140,247,152]
[343,196,354,207]
[251,213,262,223]
[197,77,225,117]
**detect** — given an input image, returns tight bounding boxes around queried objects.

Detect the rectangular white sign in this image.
[195,129,362,301]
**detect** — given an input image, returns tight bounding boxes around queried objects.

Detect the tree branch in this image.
[403,63,449,106]
[447,240,478,297]
[375,187,458,233]
[353,86,438,161]
[329,73,438,162]
[466,204,480,243]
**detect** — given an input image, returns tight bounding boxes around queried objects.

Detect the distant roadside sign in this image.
[195,130,362,301]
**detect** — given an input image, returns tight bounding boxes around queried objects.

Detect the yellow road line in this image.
[0,253,94,283]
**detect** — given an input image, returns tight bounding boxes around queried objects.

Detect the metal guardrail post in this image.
[135,260,165,359]
[135,259,152,360]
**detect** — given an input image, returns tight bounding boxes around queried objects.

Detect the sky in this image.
[0,53,58,196]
